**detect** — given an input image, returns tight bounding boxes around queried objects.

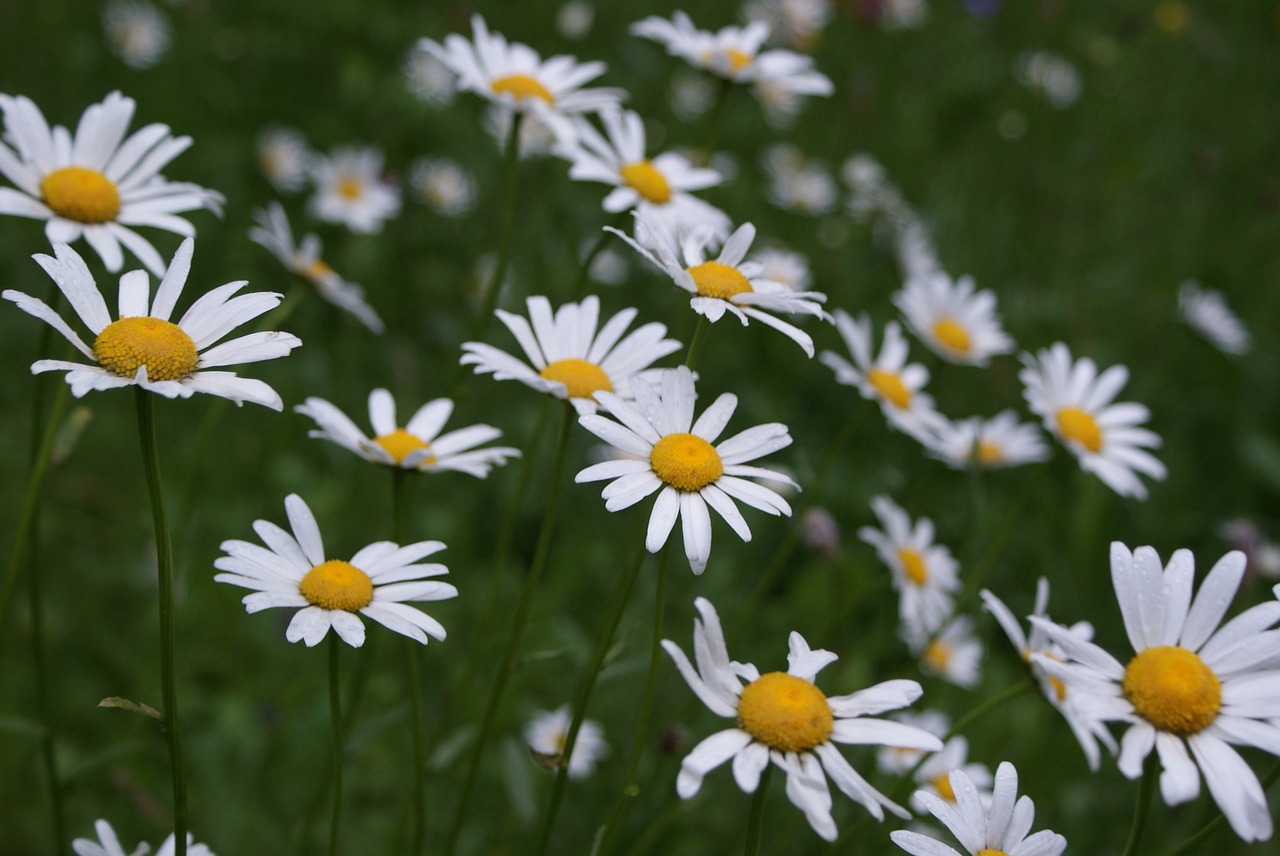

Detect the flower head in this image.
[256,127,313,193]
[924,411,1048,471]
[1015,50,1082,108]
[102,1,171,69]
[525,705,609,779]
[892,272,1014,365]
[308,145,401,234]
[73,819,215,856]
[1178,280,1250,355]
[919,618,983,689]
[876,710,950,775]
[910,736,992,810]
[409,157,476,217]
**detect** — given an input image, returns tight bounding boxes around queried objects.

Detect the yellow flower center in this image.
[976,441,1004,466]
[337,177,363,200]
[931,318,972,355]
[373,428,436,466]
[897,548,928,586]
[649,432,723,491]
[1055,407,1103,453]
[931,772,956,801]
[977,851,1008,856]
[490,74,555,103]
[93,317,199,381]
[866,368,911,409]
[620,160,672,204]
[299,560,374,612]
[923,639,951,672]
[737,672,833,753]
[686,261,753,300]
[1122,645,1221,736]
[538,358,613,401]
[296,256,334,280]
[40,166,122,224]
[1154,1,1189,34]
[725,47,754,73]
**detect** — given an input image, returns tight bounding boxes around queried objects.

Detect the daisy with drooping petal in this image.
[891,762,1067,856]
[308,145,401,234]
[256,126,312,193]
[981,578,1116,771]
[3,239,300,409]
[73,819,215,856]
[892,272,1014,365]
[924,411,1049,471]
[1178,280,1251,355]
[296,389,519,478]
[249,203,384,333]
[576,367,795,575]
[1019,343,1165,500]
[460,294,681,416]
[609,217,828,357]
[921,617,983,689]
[215,494,457,648]
[1030,543,1280,842]
[664,597,944,840]
[910,736,992,811]
[525,705,609,779]
[0,91,223,276]
[877,710,950,776]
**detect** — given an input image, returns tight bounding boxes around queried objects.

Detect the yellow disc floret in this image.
[866,368,912,409]
[650,433,723,492]
[491,74,555,103]
[687,261,753,300]
[931,772,956,802]
[897,548,928,586]
[931,318,972,355]
[977,851,1009,856]
[41,166,122,224]
[539,358,613,401]
[725,48,754,74]
[299,560,374,612]
[374,428,434,466]
[337,177,363,200]
[923,639,951,673]
[620,160,672,204]
[93,317,199,381]
[1122,645,1221,736]
[1056,407,1103,453]
[976,441,1004,466]
[737,672,834,753]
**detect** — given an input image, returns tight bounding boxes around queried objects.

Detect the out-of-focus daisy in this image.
[877,710,950,775]
[248,203,384,333]
[892,272,1013,365]
[895,220,941,280]
[295,389,519,478]
[408,157,476,217]
[215,493,456,648]
[402,42,457,106]
[820,311,945,441]
[0,91,223,276]
[910,736,992,810]
[609,218,828,357]
[73,820,215,856]
[308,145,401,234]
[256,127,312,193]
[981,578,1116,771]
[762,144,837,214]
[1178,280,1251,355]
[461,294,680,415]
[4,239,300,409]
[745,0,833,51]
[920,617,983,689]
[669,71,716,120]
[1014,51,1081,108]
[753,246,810,291]
[525,705,608,779]
[587,245,629,286]
[924,411,1048,471]
[663,597,944,840]
[102,0,171,69]
[556,1,595,39]
[577,367,795,574]
[859,495,959,649]
[1019,343,1165,500]
[1032,543,1280,842]
[891,762,1067,856]
[880,0,929,30]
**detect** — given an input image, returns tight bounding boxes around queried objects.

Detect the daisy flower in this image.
[609,218,828,357]
[745,0,833,52]
[877,710,950,776]
[73,820,215,856]
[753,246,811,291]
[102,0,171,70]
[1014,50,1082,108]
[576,367,795,575]
[248,203,384,333]
[1030,543,1280,842]
[256,127,312,193]
[402,42,457,106]
[762,144,837,214]
[1178,280,1251,355]
[921,617,984,689]
[0,91,223,276]
[308,145,401,234]
[891,762,1067,856]
[892,272,1014,365]
[924,411,1048,471]
[910,736,992,811]
[525,705,609,779]
[664,597,944,840]
[295,389,519,478]
[215,494,457,648]
[821,310,946,441]
[3,239,300,409]
[1019,342,1166,500]
[980,578,1116,771]
[408,157,477,217]
[460,294,680,416]
[858,495,959,649]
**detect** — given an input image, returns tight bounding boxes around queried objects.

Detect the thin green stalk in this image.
[684,317,711,369]
[390,469,426,856]
[328,637,344,856]
[135,389,187,856]
[701,77,733,163]
[951,467,1045,618]
[1166,759,1280,856]
[444,404,573,856]
[571,226,615,301]
[1121,753,1158,856]
[744,767,772,856]
[944,678,1034,739]
[29,517,65,855]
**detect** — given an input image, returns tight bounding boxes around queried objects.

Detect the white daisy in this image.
[0,91,223,276]
[609,217,828,357]
[402,42,457,106]
[460,294,681,416]
[1178,280,1251,355]
[555,1,595,40]
[102,0,171,70]
[576,367,795,574]
[921,617,983,689]
[248,203,384,333]
[753,246,811,291]
[762,144,837,214]
[668,71,717,120]
[295,389,519,478]
[1014,51,1082,108]
[859,495,959,649]
[744,0,833,52]
[1030,543,1280,842]
[73,820,215,856]
[664,597,944,840]
[896,219,942,280]
[821,310,946,441]
[308,145,401,234]
[525,705,609,779]
[910,736,992,811]
[924,411,1048,471]
[877,710,950,776]
[408,157,476,217]
[484,104,560,159]
[3,239,300,409]
[891,762,1067,856]
[215,493,457,648]
[980,578,1116,771]
[1019,342,1166,500]
[892,272,1014,365]
[256,126,312,193]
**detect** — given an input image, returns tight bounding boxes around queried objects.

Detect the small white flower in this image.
[923,411,1048,471]
[876,710,950,775]
[1015,50,1082,108]
[896,220,942,280]
[555,1,595,39]
[920,617,983,689]
[668,71,716,120]
[102,0,171,69]
[402,42,457,106]
[308,145,401,234]
[744,0,833,51]
[409,157,476,217]
[1178,280,1250,355]
[256,127,313,193]
[525,705,608,779]
[910,736,992,810]
[752,246,811,291]
[892,272,1014,365]
[762,145,837,214]
[72,819,216,856]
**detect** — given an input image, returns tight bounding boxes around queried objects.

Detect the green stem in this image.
[390,469,426,856]
[744,767,772,856]
[29,514,65,855]
[444,404,573,856]
[684,316,711,369]
[944,678,1034,739]
[1122,753,1158,856]
[571,226,614,301]
[466,112,524,342]
[951,467,1045,618]
[701,78,733,164]
[328,637,344,856]
[1166,759,1280,856]
[135,389,187,856]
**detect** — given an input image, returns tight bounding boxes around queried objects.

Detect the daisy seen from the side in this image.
[308,145,401,234]
[892,272,1014,365]
[525,705,609,779]
[909,735,992,811]
[920,617,983,689]
[924,411,1048,471]
[664,597,944,840]
[1178,280,1251,355]
[73,820,215,856]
